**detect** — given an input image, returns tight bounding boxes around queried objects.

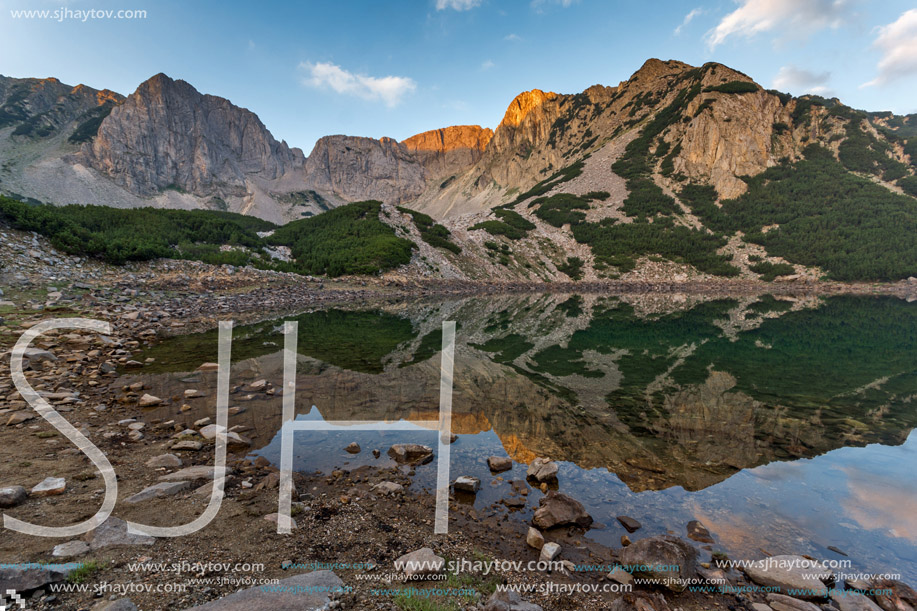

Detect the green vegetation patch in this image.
[470,209,535,240]
[267,200,415,276]
[509,159,586,205]
[68,102,116,144]
[696,145,917,281]
[703,81,759,94]
[622,178,678,218]
[749,261,796,281]
[557,256,585,280]
[572,218,738,276]
[0,196,274,265]
[397,206,461,254]
[839,119,909,181]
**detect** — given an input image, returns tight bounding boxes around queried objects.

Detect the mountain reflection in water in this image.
[129,293,917,581]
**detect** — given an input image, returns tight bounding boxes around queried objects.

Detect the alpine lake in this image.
[122,292,917,583]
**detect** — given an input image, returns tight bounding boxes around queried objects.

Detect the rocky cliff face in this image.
[401,125,492,182]
[0,75,123,139]
[79,73,304,198]
[302,135,426,204]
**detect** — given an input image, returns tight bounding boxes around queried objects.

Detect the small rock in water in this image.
[526,457,558,484]
[453,476,481,493]
[826,545,848,557]
[388,444,433,465]
[686,519,714,543]
[532,491,592,529]
[617,515,642,533]
[31,477,66,497]
[488,456,513,473]
[345,442,361,454]
[371,449,381,459]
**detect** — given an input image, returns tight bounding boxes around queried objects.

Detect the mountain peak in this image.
[499,89,558,129]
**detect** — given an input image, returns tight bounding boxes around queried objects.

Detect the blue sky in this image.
[1,0,915,153]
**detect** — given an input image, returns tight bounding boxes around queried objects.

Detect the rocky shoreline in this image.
[2,226,917,610]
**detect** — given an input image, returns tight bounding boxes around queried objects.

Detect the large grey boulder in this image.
[186,570,342,610]
[741,555,832,599]
[0,485,28,508]
[83,517,155,550]
[0,564,72,593]
[393,548,444,578]
[618,535,697,593]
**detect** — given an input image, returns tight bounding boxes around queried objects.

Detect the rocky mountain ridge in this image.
[1,59,915,283]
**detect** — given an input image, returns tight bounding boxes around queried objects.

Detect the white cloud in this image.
[773,65,833,95]
[705,0,850,49]
[504,33,521,42]
[435,0,482,10]
[481,59,495,70]
[299,62,417,108]
[675,8,703,35]
[861,9,917,87]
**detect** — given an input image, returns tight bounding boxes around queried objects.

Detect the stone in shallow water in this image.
[488,456,513,472]
[138,393,162,407]
[345,442,361,454]
[686,519,714,543]
[388,444,433,464]
[532,491,592,529]
[454,476,480,493]
[617,515,642,533]
[31,477,66,496]
[526,458,558,484]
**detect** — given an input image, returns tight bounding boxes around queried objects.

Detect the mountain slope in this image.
[1,59,916,282]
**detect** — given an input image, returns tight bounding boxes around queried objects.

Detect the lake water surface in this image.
[128,293,917,582]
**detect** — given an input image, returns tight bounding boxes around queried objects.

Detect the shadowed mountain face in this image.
[130,293,917,493]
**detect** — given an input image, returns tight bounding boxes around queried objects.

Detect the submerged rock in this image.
[388,444,433,465]
[488,456,513,472]
[532,491,592,529]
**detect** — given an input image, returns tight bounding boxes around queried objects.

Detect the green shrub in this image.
[622,178,678,218]
[532,193,591,227]
[899,175,917,197]
[749,261,796,281]
[557,256,585,280]
[397,207,461,254]
[703,81,758,94]
[267,201,415,276]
